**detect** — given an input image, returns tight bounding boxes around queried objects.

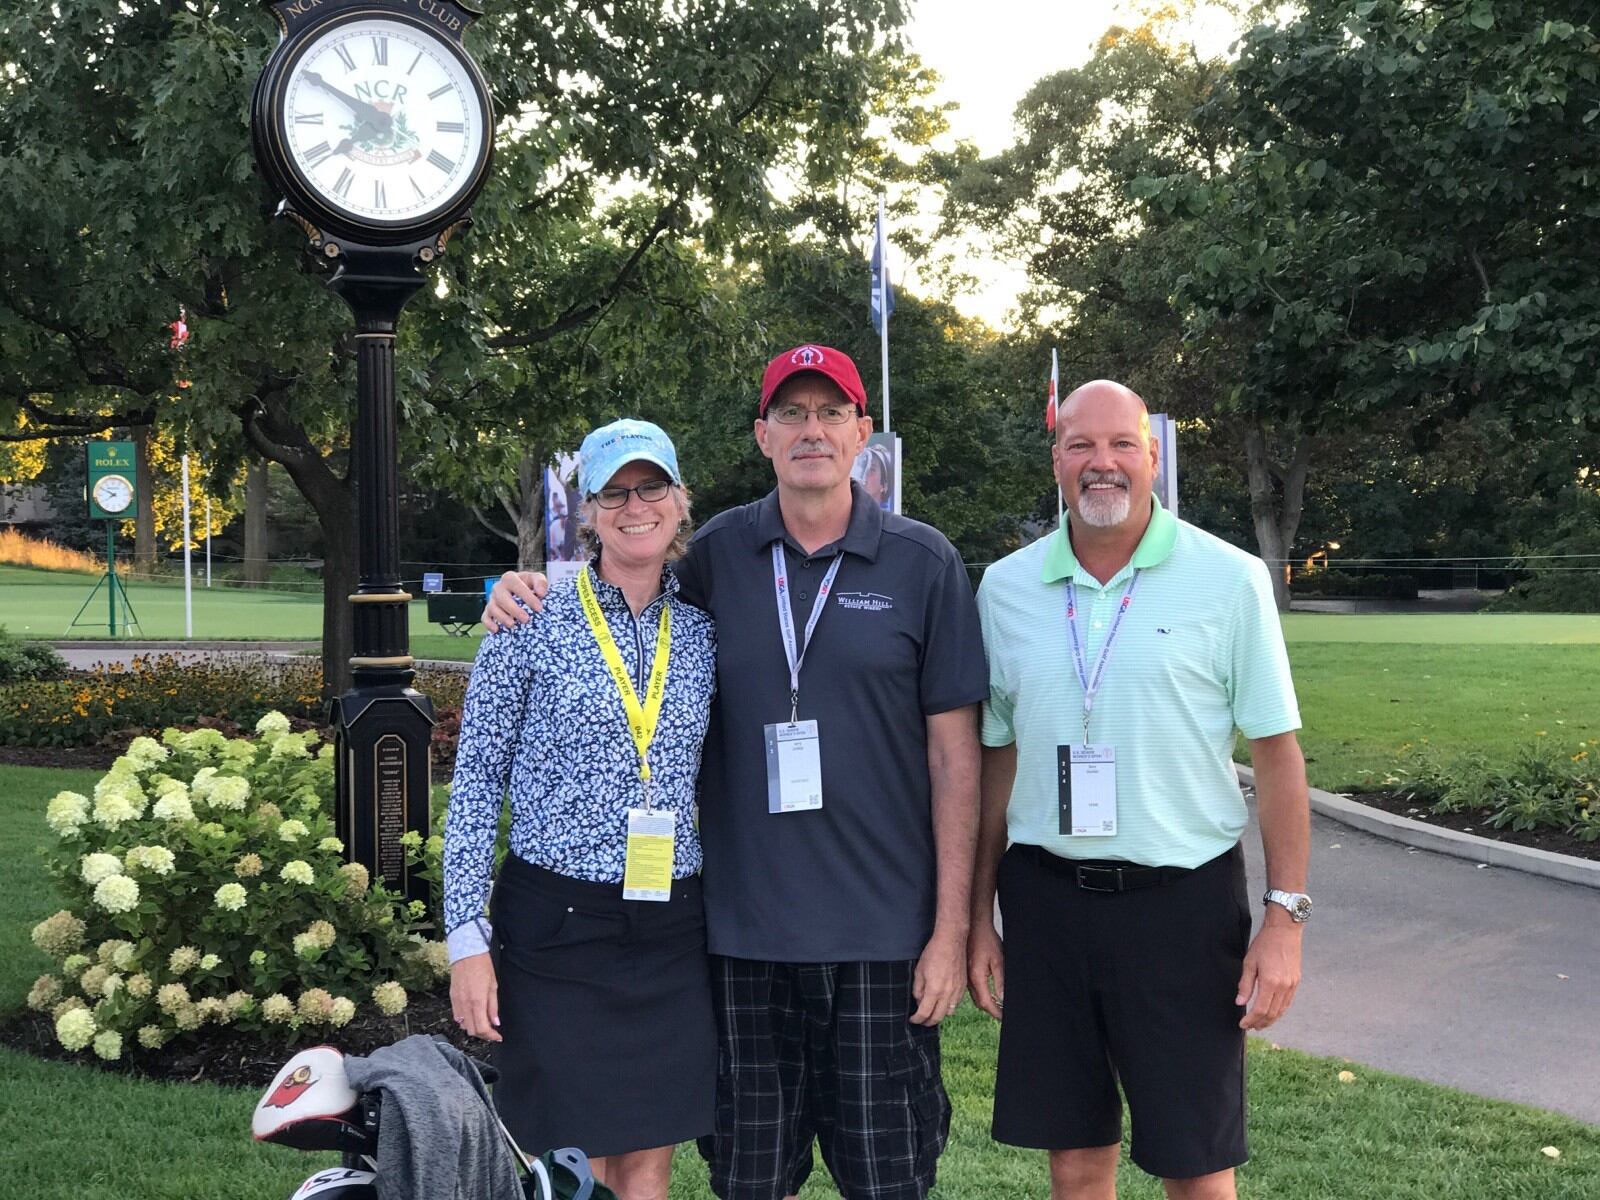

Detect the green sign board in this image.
[86,440,137,520]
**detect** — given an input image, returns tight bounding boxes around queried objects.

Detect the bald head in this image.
[1052,378,1160,536]
[1056,379,1151,446]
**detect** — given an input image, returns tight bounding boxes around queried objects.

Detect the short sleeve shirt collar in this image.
[1040,496,1178,587]
[752,481,883,563]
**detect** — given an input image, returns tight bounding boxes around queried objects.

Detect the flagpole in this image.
[182,455,193,639]
[1051,348,1064,528]
[878,195,891,434]
[204,493,212,588]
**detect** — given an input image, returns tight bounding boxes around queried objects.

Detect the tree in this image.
[0,0,914,696]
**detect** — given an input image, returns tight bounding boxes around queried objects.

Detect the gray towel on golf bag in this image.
[343,1034,524,1200]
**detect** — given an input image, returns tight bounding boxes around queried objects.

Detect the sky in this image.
[896,1,1242,327]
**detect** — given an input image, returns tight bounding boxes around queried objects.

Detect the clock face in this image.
[277,17,488,229]
[94,474,134,515]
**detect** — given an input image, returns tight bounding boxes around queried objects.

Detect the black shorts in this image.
[991,843,1251,1180]
[697,957,950,1200]
[489,854,716,1158]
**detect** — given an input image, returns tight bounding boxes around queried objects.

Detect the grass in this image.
[4,765,1599,1198]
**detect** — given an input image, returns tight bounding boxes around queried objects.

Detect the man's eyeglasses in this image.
[592,479,674,509]
[766,403,858,426]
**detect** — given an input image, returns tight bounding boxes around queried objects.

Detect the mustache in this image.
[789,440,835,459]
[1079,470,1130,491]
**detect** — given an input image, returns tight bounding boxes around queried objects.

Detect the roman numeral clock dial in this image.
[257,7,492,241]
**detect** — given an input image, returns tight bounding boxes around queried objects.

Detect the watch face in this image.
[94,474,134,514]
[277,17,488,228]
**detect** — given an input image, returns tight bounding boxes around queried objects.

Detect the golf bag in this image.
[252,1043,606,1200]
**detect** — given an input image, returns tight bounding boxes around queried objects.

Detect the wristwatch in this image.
[1263,889,1313,923]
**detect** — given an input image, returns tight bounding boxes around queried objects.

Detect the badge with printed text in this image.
[623,808,674,901]
[765,720,824,813]
[1058,744,1117,836]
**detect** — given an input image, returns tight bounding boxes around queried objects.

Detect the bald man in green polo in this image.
[968,380,1311,1200]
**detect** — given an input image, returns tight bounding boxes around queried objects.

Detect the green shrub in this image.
[1290,570,1419,599]
[0,626,69,685]
[25,715,451,1062]
[0,654,468,750]
[1393,739,1599,841]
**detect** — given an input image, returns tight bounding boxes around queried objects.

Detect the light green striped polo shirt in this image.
[977,499,1300,867]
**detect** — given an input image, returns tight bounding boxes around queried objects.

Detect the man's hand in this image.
[1236,916,1302,1030]
[481,570,548,632]
[450,953,502,1042]
[966,921,1005,1020]
[910,921,968,1026]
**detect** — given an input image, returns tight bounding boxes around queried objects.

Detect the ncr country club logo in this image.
[836,592,893,612]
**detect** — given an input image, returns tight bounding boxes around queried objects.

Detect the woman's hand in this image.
[450,953,502,1042]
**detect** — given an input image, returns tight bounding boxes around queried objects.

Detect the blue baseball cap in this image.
[577,418,682,498]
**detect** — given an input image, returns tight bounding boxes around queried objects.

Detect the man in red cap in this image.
[483,344,987,1200]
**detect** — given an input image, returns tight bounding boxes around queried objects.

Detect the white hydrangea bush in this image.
[29,716,448,1059]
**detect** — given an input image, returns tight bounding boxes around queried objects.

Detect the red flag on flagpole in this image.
[1045,348,1059,430]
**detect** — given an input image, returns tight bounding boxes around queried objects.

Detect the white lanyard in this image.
[1065,571,1140,744]
[771,542,844,722]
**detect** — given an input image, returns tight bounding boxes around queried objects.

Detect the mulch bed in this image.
[0,989,482,1090]
[1346,789,1600,863]
[0,743,126,770]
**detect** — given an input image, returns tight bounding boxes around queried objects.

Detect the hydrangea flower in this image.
[52,996,87,1021]
[407,900,427,921]
[93,1030,124,1061]
[97,939,135,967]
[45,791,90,837]
[329,997,357,1027]
[249,949,267,967]
[222,739,258,765]
[26,975,62,1012]
[319,837,344,853]
[373,981,408,1016]
[298,988,334,1022]
[126,973,153,999]
[280,860,315,885]
[412,941,451,981]
[101,973,123,998]
[152,790,195,821]
[125,736,170,767]
[318,744,336,760]
[156,982,190,1015]
[226,991,254,1016]
[56,1007,96,1052]
[173,1003,202,1031]
[277,819,310,842]
[305,920,337,949]
[199,953,220,972]
[137,1024,168,1049]
[214,882,248,911]
[208,776,250,812]
[399,830,424,850]
[168,946,200,975]
[78,965,110,997]
[339,862,370,896]
[31,911,87,959]
[293,933,322,959]
[262,994,295,1024]
[152,774,187,796]
[178,728,227,755]
[61,953,91,979]
[93,791,141,829]
[93,875,140,914]
[80,853,125,886]
[196,997,228,1025]
[269,735,311,760]
[234,853,264,878]
[255,711,291,736]
[124,845,176,876]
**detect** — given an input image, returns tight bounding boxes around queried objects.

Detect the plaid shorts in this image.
[697,957,950,1200]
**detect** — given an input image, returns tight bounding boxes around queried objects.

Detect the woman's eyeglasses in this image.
[592,479,674,509]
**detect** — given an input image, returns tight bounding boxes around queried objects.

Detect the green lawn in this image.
[4,765,1598,1198]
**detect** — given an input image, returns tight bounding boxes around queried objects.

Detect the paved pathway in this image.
[1242,796,1600,1126]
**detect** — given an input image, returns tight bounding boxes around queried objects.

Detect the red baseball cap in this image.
[759,344,868,416]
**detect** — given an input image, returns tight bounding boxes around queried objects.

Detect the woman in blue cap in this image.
[444,419,716,1200]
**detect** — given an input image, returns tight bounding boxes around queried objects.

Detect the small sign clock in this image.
[251,1,494,247]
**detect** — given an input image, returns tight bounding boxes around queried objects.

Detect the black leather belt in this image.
[1015,844,1194,893]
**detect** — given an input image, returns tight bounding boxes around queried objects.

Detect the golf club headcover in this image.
[288,1166,378,1199]
[253,1045,364,1151]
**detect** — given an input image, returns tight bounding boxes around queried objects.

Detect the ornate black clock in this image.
[251,0,496,914]
[252,0,493,249]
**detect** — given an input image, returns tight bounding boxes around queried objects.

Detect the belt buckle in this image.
[1075,865,1123,893]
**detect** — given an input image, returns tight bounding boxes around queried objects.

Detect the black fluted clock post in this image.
[250,0,494,914]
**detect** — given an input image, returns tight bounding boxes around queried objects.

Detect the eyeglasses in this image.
[592,479,674,509]
[766,403,858,426]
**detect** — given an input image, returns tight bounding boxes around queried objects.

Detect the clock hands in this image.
[303,70,393,136]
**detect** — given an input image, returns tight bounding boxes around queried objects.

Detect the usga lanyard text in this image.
[577,566,672,805]
[1065,571,1140,745]
[771,543,844,723]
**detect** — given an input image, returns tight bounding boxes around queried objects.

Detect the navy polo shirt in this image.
[675,483,988,962]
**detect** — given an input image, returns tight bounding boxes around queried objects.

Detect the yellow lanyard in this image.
[577,566,672,784]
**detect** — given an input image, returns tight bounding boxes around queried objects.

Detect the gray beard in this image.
[1077,488,1131,528]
